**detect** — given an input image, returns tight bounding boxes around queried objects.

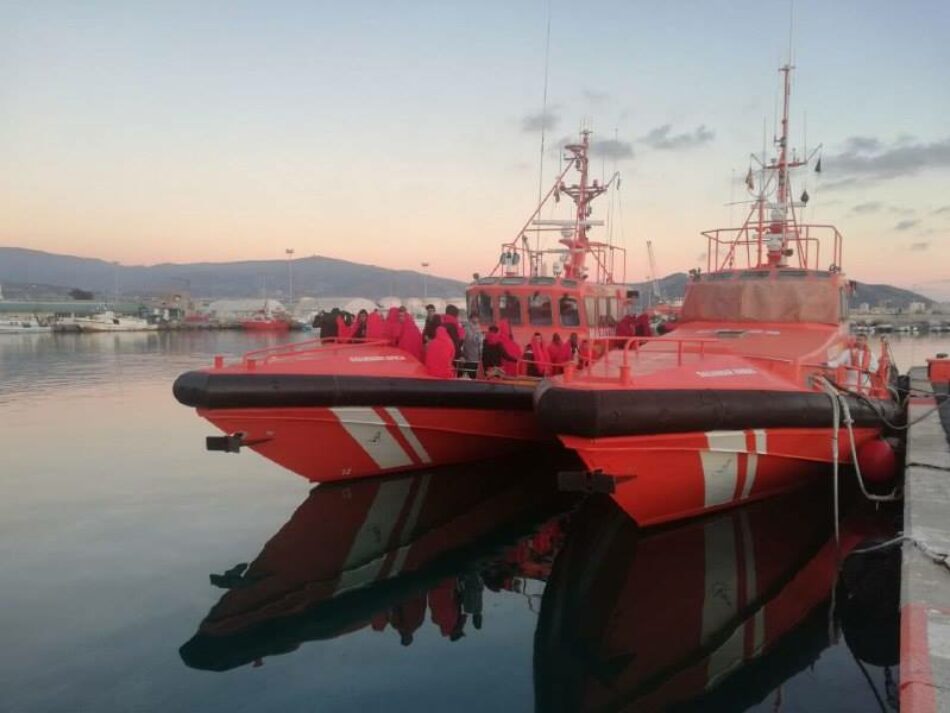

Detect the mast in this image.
[557,131,608,280]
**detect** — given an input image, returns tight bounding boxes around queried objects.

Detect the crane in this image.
[646,240,663,305]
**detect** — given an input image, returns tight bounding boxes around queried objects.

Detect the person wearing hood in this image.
[365,310,386,340]
[497,319,522,377]
[481,325,505,376]
[424,326,456,379]
[547,333,572,373]
[522,332,552,377]
[636,312,653,338]
[397,313,425,361]
[616,312,637,340]
[441,305,466,368]
[384,307,403,345]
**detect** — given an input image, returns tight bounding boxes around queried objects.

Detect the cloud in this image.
[894,219,919,231]
[520,110,560,133]
[640,124,715,150]
[582,89,610,104]
[823,135,950,184]
[851,201,882,214]
[934,205,950,215]
[909,242,930,251]
[843,136,883,153]
[590,138,634,160]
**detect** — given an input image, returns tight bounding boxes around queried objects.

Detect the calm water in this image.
[1,330,944,712]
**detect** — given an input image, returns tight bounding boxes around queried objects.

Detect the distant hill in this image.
[629,272,933,310]
[0,247,934,309]
[0,247,465,300]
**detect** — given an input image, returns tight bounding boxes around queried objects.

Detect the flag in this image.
[744,167,754,190]
[815,157,822,174]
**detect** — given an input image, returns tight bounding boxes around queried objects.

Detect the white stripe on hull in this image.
[330,407,414,470]
[384,407,432,464]
[700,451,738,508]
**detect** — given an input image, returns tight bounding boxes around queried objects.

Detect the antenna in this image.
[535,0,553,252]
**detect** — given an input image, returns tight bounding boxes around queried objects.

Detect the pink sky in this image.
[3,1,948,297]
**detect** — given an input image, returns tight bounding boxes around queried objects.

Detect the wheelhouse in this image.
[681,268,851,325]
[466,276,627,341]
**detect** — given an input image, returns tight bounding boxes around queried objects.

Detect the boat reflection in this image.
[180,453,577,670]
[181,464,898,711]
[534,485,898,712]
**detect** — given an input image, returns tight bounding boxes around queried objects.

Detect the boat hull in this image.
[241,319,290,332]
[560,425,883,527]
[200,404,545,483]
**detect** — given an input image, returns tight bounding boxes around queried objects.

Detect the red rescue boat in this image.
[173,132,633,483]
[535,63,902,527]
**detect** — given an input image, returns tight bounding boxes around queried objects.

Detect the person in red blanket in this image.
[397,314,424,361]
[547,333,573,373]
[424,326,456,379]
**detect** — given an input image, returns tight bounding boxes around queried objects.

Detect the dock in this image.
[902,366,950,712]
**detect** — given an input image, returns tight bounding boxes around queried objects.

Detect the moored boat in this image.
[63,310,157,332]
[0,317,51,334]
[534,63,902,527]
[173,131,632,484]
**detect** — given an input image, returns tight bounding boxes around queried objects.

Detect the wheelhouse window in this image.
[499,292,522,325]
[469,292,493,323]
[584,297,597,327]
[528,293,553,326]
[559,295,581,327]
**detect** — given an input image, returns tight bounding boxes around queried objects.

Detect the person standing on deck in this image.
[497,319,522,377]
[423,304,438,343]
[442,305,466,368]
[397,313,424,361]
[351,310,368,340]
[461,314,483,378]
[827,334,879,390]
[425,326,456,379]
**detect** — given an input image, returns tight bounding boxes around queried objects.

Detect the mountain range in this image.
[0,247,935,309]
[0,247,465,300]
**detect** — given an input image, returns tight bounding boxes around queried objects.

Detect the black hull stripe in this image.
[533,383,901,438]
[172,371,536,411]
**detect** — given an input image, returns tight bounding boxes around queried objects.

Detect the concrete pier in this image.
[902,366,950,712]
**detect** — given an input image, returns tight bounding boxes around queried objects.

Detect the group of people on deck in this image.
[323,305,426,359]
[320,301,660,380]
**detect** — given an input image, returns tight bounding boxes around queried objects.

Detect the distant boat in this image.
[239,298,293,331]
[0,318,51,334]
[64,310,157,333]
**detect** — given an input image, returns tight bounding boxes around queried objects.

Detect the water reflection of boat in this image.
[534,486,894,712]
[180,454,576,671]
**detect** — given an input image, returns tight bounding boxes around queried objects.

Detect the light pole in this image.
[421,262,430,300]
[285,248,295,306]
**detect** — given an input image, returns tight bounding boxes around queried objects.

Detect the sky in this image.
[2,1,949,296]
